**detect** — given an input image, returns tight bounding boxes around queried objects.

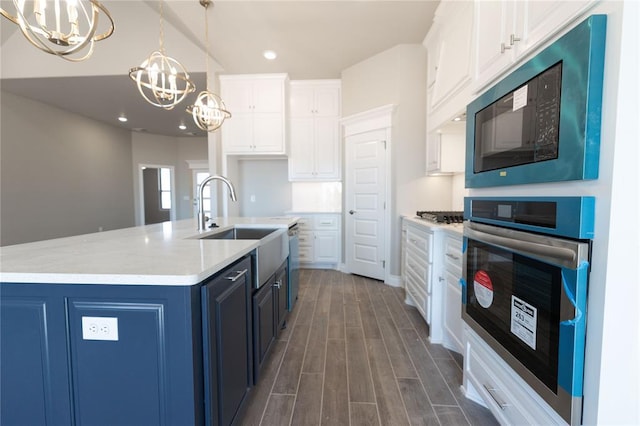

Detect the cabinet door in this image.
[253,113,285,153]
[275,264,288,331]
[314,86,341,117]
[222,113,255,153]
[473,0,516,90]
[202,258,253,426]
[444,270,463,354]
[314,117,341,180]
[253,79,284,113]
[252,275,276,380]
[289,117,316,179]
[314,231,339,263]
[426,132,441,174]
[518,0,596,56]
[431,1,473,109]
[290,85,315,118]
[221,79,254,113]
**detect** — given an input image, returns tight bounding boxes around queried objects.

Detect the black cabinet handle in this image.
[224,269,248,282]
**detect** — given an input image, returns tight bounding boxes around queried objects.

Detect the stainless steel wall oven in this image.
[462,197,594,425]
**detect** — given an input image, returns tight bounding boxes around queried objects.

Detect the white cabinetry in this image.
[295,213,341,267]
[402,219,436,326]
[442,234,463,354]
[426,126,465,175]
[463,325,568,425]
[220,74,288,155]
[423,0,474,128]
[473,0,597,91]
[288,80,341,181]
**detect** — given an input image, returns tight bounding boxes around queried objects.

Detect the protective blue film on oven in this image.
[558,261,589,396]
[460,237,468,304]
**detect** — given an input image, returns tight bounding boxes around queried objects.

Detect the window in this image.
[159,167,172,210]
[195,171,212,217]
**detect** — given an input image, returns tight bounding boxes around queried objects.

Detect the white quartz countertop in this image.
[403,216,464,237]
[0,217,298,286]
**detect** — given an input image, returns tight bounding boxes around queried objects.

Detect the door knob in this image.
[349,210,356,215]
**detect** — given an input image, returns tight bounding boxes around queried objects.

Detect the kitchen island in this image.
[0,217,297,426]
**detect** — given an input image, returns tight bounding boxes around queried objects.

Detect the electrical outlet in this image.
[82,316,119,341]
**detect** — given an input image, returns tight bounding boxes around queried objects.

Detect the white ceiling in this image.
[0,0,438,137]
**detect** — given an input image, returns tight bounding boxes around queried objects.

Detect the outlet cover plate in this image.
[82,316,119,341]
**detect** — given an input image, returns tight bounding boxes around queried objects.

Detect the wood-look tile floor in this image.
[240,269,499,426]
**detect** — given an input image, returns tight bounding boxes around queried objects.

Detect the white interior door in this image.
[345,129,387,280]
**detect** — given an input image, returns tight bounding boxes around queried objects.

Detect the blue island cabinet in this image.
[0,255,253,426]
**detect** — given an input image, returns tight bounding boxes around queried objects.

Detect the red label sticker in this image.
[473,270,494,308]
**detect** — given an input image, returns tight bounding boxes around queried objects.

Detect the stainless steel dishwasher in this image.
[287,224,300,310]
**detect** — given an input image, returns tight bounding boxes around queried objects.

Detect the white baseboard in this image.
[385,274,402,287]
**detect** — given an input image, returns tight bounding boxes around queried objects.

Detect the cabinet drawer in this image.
[405,281,427,320]
[406,227,433,262]
[466,339,530,426]
[314,215,339,230]
[298,231,313,246]
[299,246,314,262]
[295,217,313,231]
[444,236,463,275]
[406,252,431,293]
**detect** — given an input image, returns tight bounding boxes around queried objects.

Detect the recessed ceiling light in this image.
[118,115,128,122]
[263,50,277,60]
[453,116,461,122]
[179,124,187,130]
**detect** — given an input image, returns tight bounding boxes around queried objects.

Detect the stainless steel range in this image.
[416,211,464,224]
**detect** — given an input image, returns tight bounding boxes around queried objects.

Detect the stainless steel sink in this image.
[199,227,289,289]
[199,228,278,240]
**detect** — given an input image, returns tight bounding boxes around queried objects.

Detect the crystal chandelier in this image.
[186,0,230,132]
[0,0,114,61]
[129,0,195,110]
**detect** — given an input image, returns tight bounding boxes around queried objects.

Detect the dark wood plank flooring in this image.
[240,269,498,426]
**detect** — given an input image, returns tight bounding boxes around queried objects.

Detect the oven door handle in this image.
[464,224,586,269]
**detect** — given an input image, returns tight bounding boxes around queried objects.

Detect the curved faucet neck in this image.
[198,175,238,231]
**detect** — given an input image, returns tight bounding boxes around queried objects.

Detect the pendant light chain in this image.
[158,0,165,54]
[203,0,211,90]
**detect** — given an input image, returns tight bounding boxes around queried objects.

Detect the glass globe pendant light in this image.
[186,0,230,132]
[129,0,195,110]
[0,0,114,61]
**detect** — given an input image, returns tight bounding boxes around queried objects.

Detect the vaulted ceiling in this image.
[1,1,437,137]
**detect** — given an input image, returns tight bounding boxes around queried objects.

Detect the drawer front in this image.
[314,215,339,230]
[296,216,313,231]
[299,246,314,262]
[298,231,314,247]
[466,341,529,426]
[444,236,463,275]
[405,281,428,322]
[406,226,432,262]
[406,251,431,293]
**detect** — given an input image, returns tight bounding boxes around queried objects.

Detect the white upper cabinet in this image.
[426,125,465,176]
[473,0,597,92]
[220,74,288,155]
[429,1,474,111]
[288,80,341,181]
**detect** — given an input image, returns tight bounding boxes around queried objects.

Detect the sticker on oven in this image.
[510,295,537,350]
[473,270,494,308]
[513,85,528,111]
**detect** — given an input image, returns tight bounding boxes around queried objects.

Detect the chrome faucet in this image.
[198,175,238,231]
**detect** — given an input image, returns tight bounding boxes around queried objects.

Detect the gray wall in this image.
[1,91,136,246]
[237,159,291,217]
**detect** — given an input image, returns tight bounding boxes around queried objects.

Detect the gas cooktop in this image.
[416,211,464,224]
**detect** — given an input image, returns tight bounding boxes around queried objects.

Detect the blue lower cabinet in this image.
[0,255,254,426]
[202,256,253,426]
[0,291,73,425]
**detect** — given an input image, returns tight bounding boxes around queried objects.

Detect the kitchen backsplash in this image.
[290,182,342,212]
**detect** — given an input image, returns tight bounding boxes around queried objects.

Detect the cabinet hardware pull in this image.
[273,280,282,289]
[483,384,508,410]
[510,34,521,45]
[446,253,460,261]
[500,43,511,53]
[225,269,248,282]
